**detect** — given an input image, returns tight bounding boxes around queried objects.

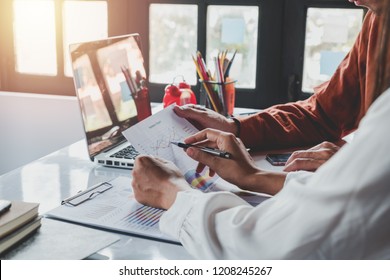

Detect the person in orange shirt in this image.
[174,0,384,172]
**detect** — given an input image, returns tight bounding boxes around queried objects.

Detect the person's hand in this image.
[173,105,239,136]
[283,141,343,172]
[131,155,191,209]
[184,128,259,188]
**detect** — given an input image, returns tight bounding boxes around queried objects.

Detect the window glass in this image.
[13,0,57,75]
[63,0,108,77]
[149,4,198,85]
[302,8,364,93]
[207,5,259,89]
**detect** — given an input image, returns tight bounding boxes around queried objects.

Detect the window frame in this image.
[0,0,367,109]
[0,0,128,96]
[282,0,366,101]
[128,0,285,108]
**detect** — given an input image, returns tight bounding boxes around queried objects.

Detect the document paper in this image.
[46,106,269,244]
[122,105,272,199]
[46,176,177,243]
[122,104,226,192]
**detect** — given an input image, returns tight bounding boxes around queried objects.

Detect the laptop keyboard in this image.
[110,145,139,159]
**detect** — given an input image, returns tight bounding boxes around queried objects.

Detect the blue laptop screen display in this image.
[70,34,146,157]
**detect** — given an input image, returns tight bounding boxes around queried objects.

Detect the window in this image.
[302,8,364,92]
[13,0,57,75]
[148,3,260,90]
[63,1,108,76]
[149,4,198,85]
[283,0,365,101]
[12,0,108,78]
[145,1,268,108]
[0,0,123,95]
[207,5,259,89]
[0,0,365,108]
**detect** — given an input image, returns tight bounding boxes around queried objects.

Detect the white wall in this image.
[0,91,84,175]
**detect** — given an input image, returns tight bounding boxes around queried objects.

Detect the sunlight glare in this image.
[13,0,57,75]
[63,1,108,77]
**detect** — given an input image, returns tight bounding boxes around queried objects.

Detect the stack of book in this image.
[0,201,41,255]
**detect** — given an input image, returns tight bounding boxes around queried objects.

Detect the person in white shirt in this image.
[130,0,390,259]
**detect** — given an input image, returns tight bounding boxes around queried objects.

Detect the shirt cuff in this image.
[284,170,314,189]
[160,190,201,240]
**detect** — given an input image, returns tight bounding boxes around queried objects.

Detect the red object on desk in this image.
[163,81,197,107]
[135,80,152,121]
[223,77,236,116]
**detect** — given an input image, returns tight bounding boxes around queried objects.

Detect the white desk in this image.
[0,140,194,259]
[0,107,283,260]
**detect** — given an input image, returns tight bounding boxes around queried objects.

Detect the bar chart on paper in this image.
[185,169,218,192]
[118,205,164,231]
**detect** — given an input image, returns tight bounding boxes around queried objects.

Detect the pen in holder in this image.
[200,78,236,117]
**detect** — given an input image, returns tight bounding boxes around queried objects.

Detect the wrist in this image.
[162,178,192,209]
[243,170,287,195]
[229,117,241,137]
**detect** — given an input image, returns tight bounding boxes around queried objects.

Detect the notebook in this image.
[69,34,147,169]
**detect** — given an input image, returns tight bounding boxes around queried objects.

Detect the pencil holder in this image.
[199,78,236,117]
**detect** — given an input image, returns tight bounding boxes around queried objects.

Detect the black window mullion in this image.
[192,0,207,102]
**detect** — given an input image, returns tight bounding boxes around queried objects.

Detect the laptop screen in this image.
[70,34,146,158]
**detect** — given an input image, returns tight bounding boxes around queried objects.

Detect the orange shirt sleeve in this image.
[238,11,379,150]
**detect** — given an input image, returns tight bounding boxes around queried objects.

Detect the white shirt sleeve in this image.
[160,88,390,260]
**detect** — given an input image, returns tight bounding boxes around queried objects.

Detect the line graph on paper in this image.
[149,124,196,158]
[122,105,199,163]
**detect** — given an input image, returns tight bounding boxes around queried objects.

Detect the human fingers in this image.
[184,128,233,152]
[196,162,206,174]
[134,155,180,179]
[285,150,310,166]
[184,129,209,145]
[132,155,153,180]
[173,105,215,131]
[308,141,341,151]
[285,150,333,168]
[187,147,221,173]
[283,158,328,172]
[131,156,161,206]
[186,142,257,188]
[186,132,251,173]
[285,142,341,166]
[173,104,211,118]
[186,130,238,176]
[195,162,216,177]
[132,155,187,209]
[174,105,236,133]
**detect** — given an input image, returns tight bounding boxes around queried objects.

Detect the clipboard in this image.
[62,182,113,206]
[46,177,179,244]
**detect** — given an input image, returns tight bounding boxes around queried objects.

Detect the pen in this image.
[171,141,232,159]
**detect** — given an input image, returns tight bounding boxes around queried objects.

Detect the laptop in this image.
[70,34,147,169]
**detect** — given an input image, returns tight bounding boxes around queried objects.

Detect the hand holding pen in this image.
[171,141,232,159]
[173,128,258,187]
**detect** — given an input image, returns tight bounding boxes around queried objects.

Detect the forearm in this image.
[239,170,287,195]
[238,103,342,149]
